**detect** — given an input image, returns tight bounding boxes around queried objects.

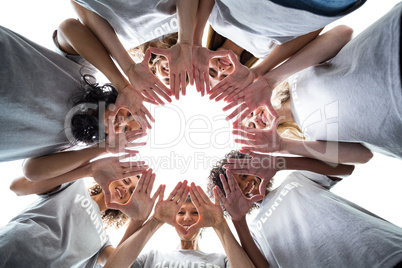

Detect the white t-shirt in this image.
[289,4,402,158]
[73,0,178,49]
[0,180,111,267]
[133,249,229,268]
[250,171,402,268]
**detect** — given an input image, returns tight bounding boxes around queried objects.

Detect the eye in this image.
[209,68,217,78]
[220,74,228,81]
[177,211,184,215]
[123,126,128,133]
[123,179,128,184]
[242,174,248,180]
[192,211,199,215]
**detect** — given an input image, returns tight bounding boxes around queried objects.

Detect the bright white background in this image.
[0,0,401,255]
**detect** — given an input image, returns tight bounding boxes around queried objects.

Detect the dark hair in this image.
[69,74,118,145]
[88,183,129,229]
[206,26,259,68]
[206,150,273,215]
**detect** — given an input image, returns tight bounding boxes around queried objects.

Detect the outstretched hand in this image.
[209,51,256,102]
[192,45,230,96]
[153,180,190,234]
[185,183,225,234]
[107,169,163,221]
[215,170,263,221]
[103,128,147,154]
[150,43,193,100]
[126,49,172,105]
[232,121,283,154]
[224,152,278,196]
[90,155,148,204]
[111,84,156,129]
[223,76,278,124]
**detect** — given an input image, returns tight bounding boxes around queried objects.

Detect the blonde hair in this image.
[206,25,259,68]
[271,80,305,140]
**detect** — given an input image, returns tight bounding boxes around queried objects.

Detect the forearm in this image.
[251,28,323,79]
[71,0,135,76]
[213,220,256,268]
[279,156,355,177]
[10,164,91,196]
[57,19,130,90]
[193,0,215,45]
[232,217,269,268]
[105,217,163,268]
[263,25,353,88]
[281,139,373,164]
[117,219,145,246]
[176,0,198,44]
[23,146,106,181]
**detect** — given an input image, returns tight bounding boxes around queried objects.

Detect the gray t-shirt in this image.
[0,179,111,267]
[208,0,364,58]
[72,0,178,49]
[132,249,229,268]
[289,4,402,158]
[250,171,402,268]
[0,26,96,161]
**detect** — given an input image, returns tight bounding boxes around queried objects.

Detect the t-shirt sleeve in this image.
[131,252,149,268]
[289,171,340,189]
[37,181,76,197]
[224,256,230,268]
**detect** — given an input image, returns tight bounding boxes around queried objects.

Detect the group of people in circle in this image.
[0,0,401,267]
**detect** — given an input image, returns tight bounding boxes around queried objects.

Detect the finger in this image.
[189,183,201,207]
[185,223,200,235]
[212,187,221,206]
[104,188,112,205]
[227,50,241,68]
[158,185,166,202]
[176,222,189,235]
[191,184,205,205]
[232,129,255,140]
[209,83,228,100]
[178,186,190,207]
[131,113,150,130]
[219,174,230,196]
[225,170,238,192]
[145,172,156,194]
[196,185,211,204]
[234,138,258,146]
[168,181,183,200]
[146,88,165,106]
[250,194,264,203]
[204,68,210,94]
[214,186,226,204]
[124,142,147,148]
[215,86,234,102]
[187,66,194,87]
[125,131,147,142]
[142,105,155,123]
[180,72,186,96]
[225,88,243,102]
[222,98,244,112]
[151,184,163,203]
[174,73,180,100]
[148,46,169,56]
[234,109,253,124]
[259,178,271,197]
[153,79,172,98]
[226,103,247,121]
[141,90,157,103]
[194,67,201,93]
[199,68,205,97]
[136,169,148,192]
[106,201,123,210]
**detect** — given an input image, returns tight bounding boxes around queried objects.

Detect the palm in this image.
[192,45,211,96]
[233,126,283,153]
[222,187,253,221]
[154,201,180,225]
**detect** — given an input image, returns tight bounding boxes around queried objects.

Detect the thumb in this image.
[143,49,152,62]
[149,46,168,57]
[151,185,164,203]
[250,194,264,203]
[210,49,230,59]
[106,201,123,211]
[185,222,200,235]
[259,178,271,197]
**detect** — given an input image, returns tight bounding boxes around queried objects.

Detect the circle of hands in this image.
[91,42,286,226]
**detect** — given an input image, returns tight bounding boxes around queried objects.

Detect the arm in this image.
[105,181,189,267]
[188,184,256,268]
[10,164,91,196]
[250,28,323,79]
[232,217,268,268]
[193,0,215,46]
[23,145,106,181]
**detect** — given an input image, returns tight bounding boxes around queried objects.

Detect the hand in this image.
[215,170,263,221]
[103,128,147,154]
[112,84,156,129]
[223,75,278,124]
[149,43,193,100]
[153,180,189,234]
[192,45,230,96]
[107,169,163,221]
[224,152,278,196]
[209,51,256,102]
[186,183,225,233]
[90,155,148,204]
[233,122,283,153]
[126,49,172,105]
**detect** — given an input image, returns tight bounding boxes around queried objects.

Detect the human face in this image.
[113,108,141,133]
[232,173,261,198]
[108,176,139,204]
[175,202,201,241]
[154,57,170,86]
[240,106,274,129]
[209,56,234,88]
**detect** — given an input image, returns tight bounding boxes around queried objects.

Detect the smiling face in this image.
[175,202,201,241]
[105,108,141,134]
[108,176,139,204]
[208,56,235,88]
[153,57,170,86]
[232,174,261,198]
[240,106,274,130]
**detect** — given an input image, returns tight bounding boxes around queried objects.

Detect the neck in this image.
[276,100,295,125]
[91,191,107,212]
[220,39,244,60]
[179,238,200,251]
